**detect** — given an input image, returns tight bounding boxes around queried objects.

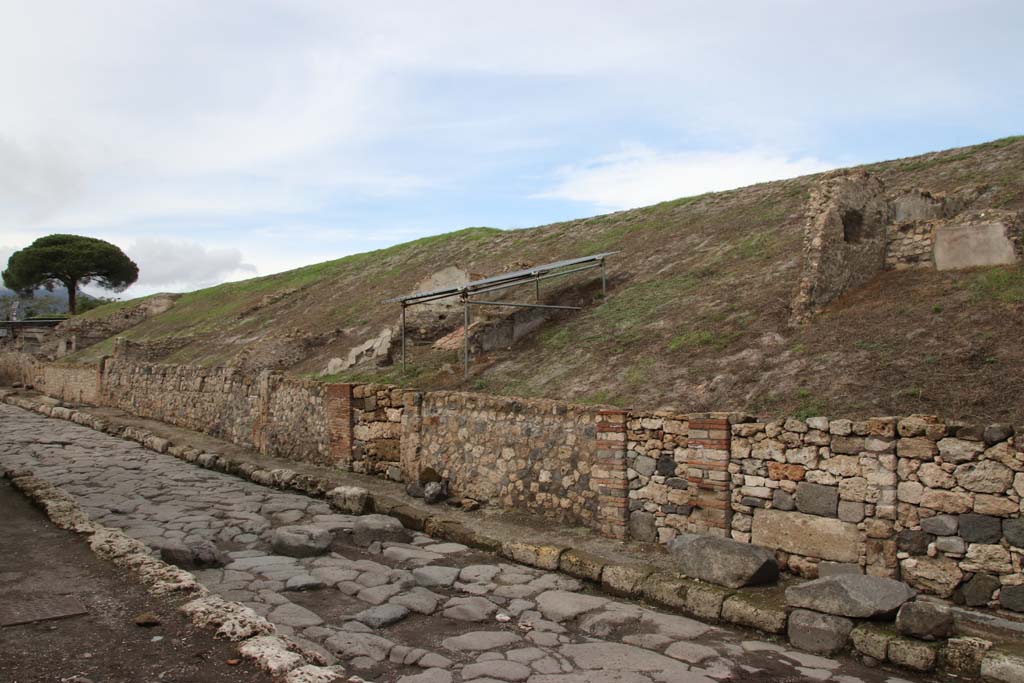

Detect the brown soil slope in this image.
[67,136,1024,422]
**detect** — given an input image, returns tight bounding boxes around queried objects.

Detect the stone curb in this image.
[0,461,346,683]
[6,390,1022,680]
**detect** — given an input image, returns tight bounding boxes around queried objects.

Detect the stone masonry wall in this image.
[40,363,101,404]
[101,359,336,465]
[0,352,41,387]
[627,411,736,544]
[413,391,603,530]
[350,384,406,480]
[733,414,1024,603]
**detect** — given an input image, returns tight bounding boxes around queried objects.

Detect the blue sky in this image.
[1,1,1021,296]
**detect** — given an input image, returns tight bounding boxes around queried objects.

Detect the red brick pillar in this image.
[595,409,629,539]
[326,383,354,467]
[686,414,733,537]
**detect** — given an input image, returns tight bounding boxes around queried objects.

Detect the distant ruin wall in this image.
[3,350,1022,600]
[100,358,336,465]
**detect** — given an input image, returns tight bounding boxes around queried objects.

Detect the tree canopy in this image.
[2,234,139,314]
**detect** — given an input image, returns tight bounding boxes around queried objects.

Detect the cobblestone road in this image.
[0,404,932,683]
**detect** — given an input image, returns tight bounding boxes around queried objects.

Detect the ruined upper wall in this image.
[790,170,890,325]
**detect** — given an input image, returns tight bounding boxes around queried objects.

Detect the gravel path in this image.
[0,403,935,683]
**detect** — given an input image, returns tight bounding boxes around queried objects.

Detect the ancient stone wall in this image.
[100,359,335,465]
[40,362,101,404]
[350,384,406,479]
[731,415,1024,602]
[413,391,603,529]
[0,351,41,387]
[626,411,737,543]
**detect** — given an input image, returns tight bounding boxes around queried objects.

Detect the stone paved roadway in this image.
[0,404,934,683]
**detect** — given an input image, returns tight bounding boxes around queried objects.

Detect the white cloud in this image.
[537,146,839,211]
[119,238,257,295]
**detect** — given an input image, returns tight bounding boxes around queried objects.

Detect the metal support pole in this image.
[463,296,469,380]
[535,274,540,302]
[400,304,406,373]
[601,259,607,299]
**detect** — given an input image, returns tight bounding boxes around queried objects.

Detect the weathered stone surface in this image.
[601,564,654,598]
[1002,518,1024,547]
[772,489,795,511]
[751,509,860,563]
[422,481,446,504]
[441,596,497,621]
[160,540,225,569]
[850,624,892,661]
[720,593,789,634]
[461,660,531,681]
[984,424,1015,445]
[920,514,958,536]
[900,556,963,598]
[559,550,606,583]
[937,438,984,463]
[818,561,860,577]
[896,529,933,555]
[535,590,609,622]
[327,485,370,514]
[959,513,1003,543]
[955,461,1014,493]
[785,574,915,618]
[324,632,394,661]
[999,585,1024,612]
[271,526,333,558]
[412,565,460,588]
[353,603,409,628]
[981,653,1024,683]
[944,636,992,675]
[887,637,938,672]
[962,544,1012,574]
[919,488,973,514]
[352,515,411,547]
[961,572,1000,607]
[669,534,778,588]
[501,542,564,570]
[441,631,520,651]
[795,482,839,517]
[627,511,657,542]
[895,601,952,640]
[787,609,853,655]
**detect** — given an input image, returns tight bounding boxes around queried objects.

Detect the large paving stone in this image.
[534,590,609,622]
[441,631,521,651]
[412,565,460,588]
[442,596,498,621]
[785,574,915,618]
[396,669,452,683]
[787,609,854,655]
[751,509,860,563]
[160,539,226,568]
[461,660,532,681]
[327,485,371,514]
[669,534,778,588]
[353,603,410,628]
[352,514,411,547]
[324,631,394,661]
[560,642,692,676]
[268,601,324,627]
[271,525,333,558]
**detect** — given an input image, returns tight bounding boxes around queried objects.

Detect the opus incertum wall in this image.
[2,349,1021,600]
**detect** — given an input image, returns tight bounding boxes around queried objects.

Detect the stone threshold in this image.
[3,386,1023,681]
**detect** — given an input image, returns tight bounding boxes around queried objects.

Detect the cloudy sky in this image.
[1,1,1021,297]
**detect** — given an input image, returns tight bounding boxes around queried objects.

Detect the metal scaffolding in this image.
[385,252,615,379]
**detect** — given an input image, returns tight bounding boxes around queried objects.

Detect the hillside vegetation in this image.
[69,136,1024,422]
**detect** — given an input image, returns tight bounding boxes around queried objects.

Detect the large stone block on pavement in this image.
[895,601,953,640]
[327,485,371,515]
[787,608,854,655]
[668,533,779,588]
[160,540,226,569]
[352,514,411,547]
[785,574,915,619]
[751,509,861,563]
[271,525,334,558]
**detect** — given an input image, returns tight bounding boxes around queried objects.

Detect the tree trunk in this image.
[66,279,78,315]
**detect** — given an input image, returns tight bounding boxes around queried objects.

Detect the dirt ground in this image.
[0,478,273,683]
